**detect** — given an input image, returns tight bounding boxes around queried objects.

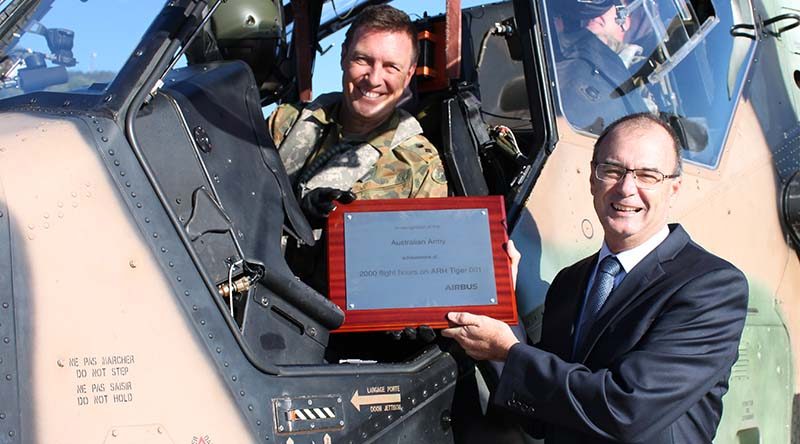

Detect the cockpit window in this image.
[0,0,161,99]
[545,0,755,169]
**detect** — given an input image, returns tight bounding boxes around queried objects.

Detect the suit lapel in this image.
[574,225,690,362]
[542,255,596,360]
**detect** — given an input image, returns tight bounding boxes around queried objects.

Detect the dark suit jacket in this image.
[493,224,748,443]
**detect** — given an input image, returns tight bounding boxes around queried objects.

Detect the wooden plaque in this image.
[327,196,517,333]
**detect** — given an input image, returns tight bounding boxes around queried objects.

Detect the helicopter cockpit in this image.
[546,0,755,166]
[0,0,757,367]
[0,0,744,363]
[0,0,792,442]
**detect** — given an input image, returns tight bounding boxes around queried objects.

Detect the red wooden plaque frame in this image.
[327,196,517,333]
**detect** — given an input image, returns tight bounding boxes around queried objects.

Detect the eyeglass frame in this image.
[614,5,630,29]
[592,161,681,189]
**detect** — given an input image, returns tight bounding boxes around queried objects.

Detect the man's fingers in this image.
[339,190,357,204]
[506,239,521,264]
[505,239,521,287]
[447,311,481,327]
[446,312,462,326]
[418,325,436,342]
[324,188,356,203]
[301,187,351,221]
[325,188,344,201]
[319,200,336,215]
[445,313,519,361]
[440,326,461,339]
[441,324,474,340]
[441,326,474,344]
[441,326,488,360]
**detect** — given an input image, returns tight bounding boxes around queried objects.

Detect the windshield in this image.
[0,0,163,99]
[546,0,755,168]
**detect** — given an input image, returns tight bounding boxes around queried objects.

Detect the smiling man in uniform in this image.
[268,4,447,294]
[443,113,748,443]
[269,4,447,226]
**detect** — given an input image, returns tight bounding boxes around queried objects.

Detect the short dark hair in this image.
[593,113,683,175]
[342,5,418,65]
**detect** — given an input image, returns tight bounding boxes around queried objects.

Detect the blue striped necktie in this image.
[574,255,622,354]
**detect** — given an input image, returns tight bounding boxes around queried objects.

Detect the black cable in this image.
[480,109,530,121]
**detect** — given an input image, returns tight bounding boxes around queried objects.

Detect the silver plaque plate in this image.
[344,208,497,310]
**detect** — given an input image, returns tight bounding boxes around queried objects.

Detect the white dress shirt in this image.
[572,225,671,350]
[584,224,670,306]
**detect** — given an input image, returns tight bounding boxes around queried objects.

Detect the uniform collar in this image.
[308,94,422,149]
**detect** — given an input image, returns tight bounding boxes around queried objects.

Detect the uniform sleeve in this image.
[266,103,302,149]
[493,266,748,442]
[405,134,448,198]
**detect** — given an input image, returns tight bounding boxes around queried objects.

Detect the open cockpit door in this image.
[125,1,467,437]
[396,0,558,226]
[159,1,557,441]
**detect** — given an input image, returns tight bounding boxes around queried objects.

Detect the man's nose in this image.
[363,63,383,85]
[617,170,639,193]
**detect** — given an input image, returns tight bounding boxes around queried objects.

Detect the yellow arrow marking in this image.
[350,390,402,411]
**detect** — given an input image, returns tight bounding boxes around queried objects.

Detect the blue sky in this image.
[10,0,491,109]
[16,0,160,73]
[17,0,488,99]
[313,0,487,96]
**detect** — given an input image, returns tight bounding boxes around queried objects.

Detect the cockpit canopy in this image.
[546,0,755,168]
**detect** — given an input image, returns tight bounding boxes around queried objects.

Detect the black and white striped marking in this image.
[286,407,337,421]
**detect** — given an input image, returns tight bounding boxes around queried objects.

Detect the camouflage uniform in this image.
[269,93,447,294]
[268,92,448,200]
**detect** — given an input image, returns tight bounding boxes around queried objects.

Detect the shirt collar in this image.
[308,97,421,149]
[598,225,670,274]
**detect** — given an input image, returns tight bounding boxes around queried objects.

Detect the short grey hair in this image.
[593,113,682,175]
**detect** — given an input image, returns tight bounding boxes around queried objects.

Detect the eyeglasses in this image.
[593,162,680,189]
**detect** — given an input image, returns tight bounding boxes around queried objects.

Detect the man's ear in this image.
[340,45,348,70]
[404,63,417,88]
[669,176,682,202]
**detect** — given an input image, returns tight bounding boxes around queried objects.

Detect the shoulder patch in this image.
[269,103,303,144]
[431,163,448,184]
[398,135,440,161]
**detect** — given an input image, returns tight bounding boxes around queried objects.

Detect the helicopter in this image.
[0,0,797,443]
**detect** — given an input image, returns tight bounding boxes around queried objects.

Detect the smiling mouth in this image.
[359,87,382,99]
[611,203,642,213]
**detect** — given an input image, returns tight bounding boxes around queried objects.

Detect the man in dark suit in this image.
[442,113,748,443]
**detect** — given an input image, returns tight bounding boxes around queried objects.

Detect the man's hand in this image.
[301,187,356,223]
[387,325,436,343]
[505,239,521,289]
[441,312,520,361]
